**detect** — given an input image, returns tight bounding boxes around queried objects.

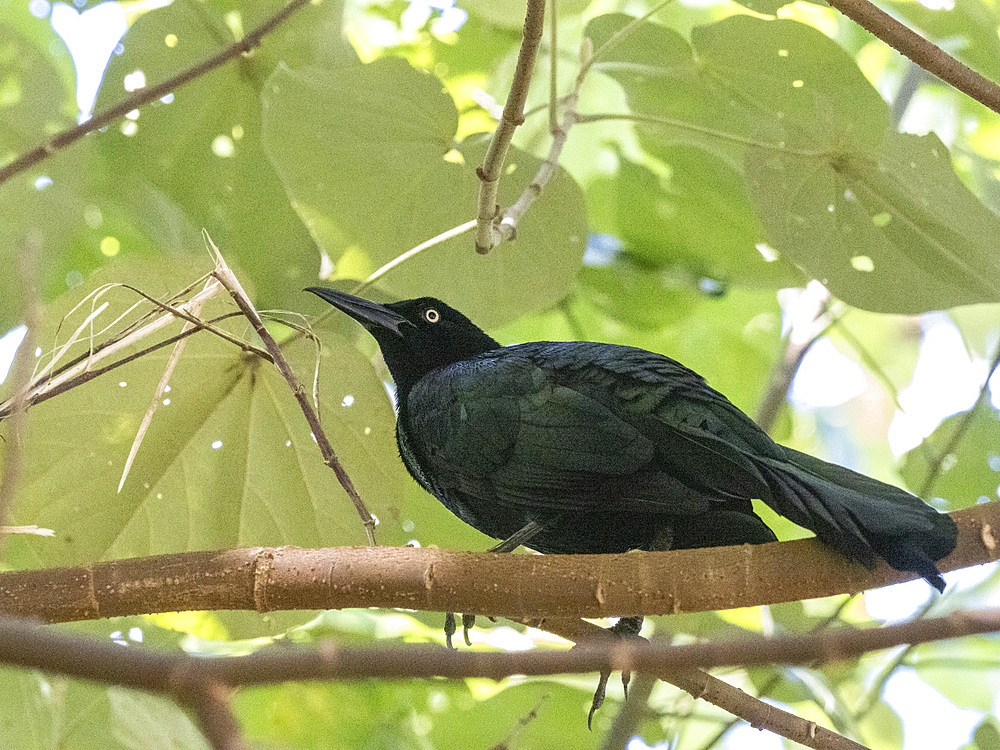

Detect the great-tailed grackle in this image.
[309,288,958,722]
[308,287,957,588]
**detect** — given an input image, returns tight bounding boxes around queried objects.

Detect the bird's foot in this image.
[444,612,476,648]
[587,615,645,730]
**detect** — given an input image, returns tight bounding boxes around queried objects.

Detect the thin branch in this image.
[889,61,929,129]
[0,234,42,556]
[600,671,656,750]
[118,278,214,493]
[207,236,376,545]
[533,616,868,750]
[487,695,548,750]
[494,38,589,246]
[1,609,997,693]
[0,525,54,537]
[360,219,477,290]
[824,0,1000,116]
[0,0,311,187]
[918,341,1000,497]
[475,0,545,254]
[175,677,249,750]
[692,596,858,750]
[1,504,996,624]
[0,280,227,420]
[548,0,558,135]
[755,288,835,433]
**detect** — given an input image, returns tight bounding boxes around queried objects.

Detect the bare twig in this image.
[693,596,858,750]
[0,525,54,537]
[487,695,548,750]
[1,504,996,624]
[755,286,834,433]
[475,0,545,254]
[0,312,246,420]
[0,280,226,420]
[361,219,477,290]
[533,617,867,750]
[889,61,930,129]
[207,236,376,545]
[0,234,42,556]
[494,38,589,246]
[0,0,311,187]
[118,278,214,493]
[824,0,1000,116]
[548,0,558,135]
[600,671,656,749]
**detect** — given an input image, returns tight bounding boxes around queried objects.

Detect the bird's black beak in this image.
[305,287,409,336]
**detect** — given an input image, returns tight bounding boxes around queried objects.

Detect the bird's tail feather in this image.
[756,447,957,592]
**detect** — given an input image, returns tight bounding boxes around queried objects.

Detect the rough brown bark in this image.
[1,504,995,624]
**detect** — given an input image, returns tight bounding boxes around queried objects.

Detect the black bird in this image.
[308,288,957,721]
[308,287,957,583]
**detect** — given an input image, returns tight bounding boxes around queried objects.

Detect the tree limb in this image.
[1,504,995,624]
[0,608,997,690]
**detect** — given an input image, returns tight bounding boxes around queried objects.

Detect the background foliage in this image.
[1,0,999,747]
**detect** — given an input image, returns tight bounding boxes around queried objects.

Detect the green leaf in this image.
[912,636,1000,712]
[858,697,904,750]
[586,14,887,167]
[0,669,59,750]
[970,718,1000,750]
[899,407,1000,508]
[747,131,1000,313]
[732,0,792,15]
[0,21,109,331]
[585,13,1000,312]
[109,690,209,750]
[92,1,337,312]
[261,57,587,328]
[586,148,803,287]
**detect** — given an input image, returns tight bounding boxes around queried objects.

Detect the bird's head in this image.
[306,288,501,395]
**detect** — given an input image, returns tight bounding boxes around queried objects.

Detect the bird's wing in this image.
[405,343,768,514]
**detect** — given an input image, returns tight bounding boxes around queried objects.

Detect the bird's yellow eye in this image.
[424,308,440,323]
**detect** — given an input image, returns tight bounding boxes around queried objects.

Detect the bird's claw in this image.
[586,616,645,730]
[444,612,477,648]
[444,611,457,649]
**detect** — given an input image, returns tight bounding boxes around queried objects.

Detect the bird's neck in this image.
[385,330,500,403]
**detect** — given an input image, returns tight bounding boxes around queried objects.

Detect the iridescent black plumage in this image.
[308,288,957,590]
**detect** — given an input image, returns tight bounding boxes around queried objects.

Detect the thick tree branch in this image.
[0,0,311,187]
[825,0,1000,115]
[1,504,995,623]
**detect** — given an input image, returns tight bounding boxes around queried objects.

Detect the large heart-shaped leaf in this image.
[261,57,587,328]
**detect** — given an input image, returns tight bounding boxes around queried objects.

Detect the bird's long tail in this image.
[756,447,958,591]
